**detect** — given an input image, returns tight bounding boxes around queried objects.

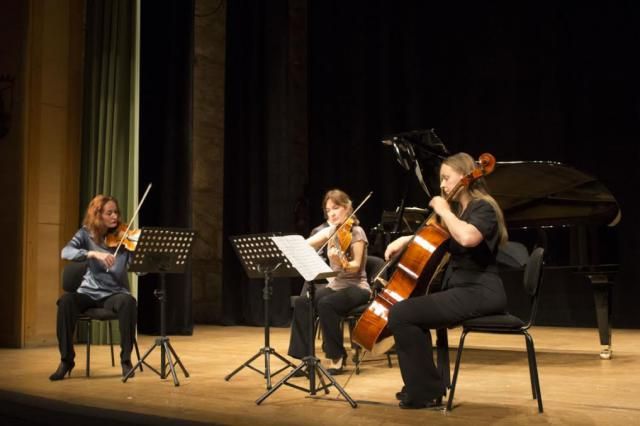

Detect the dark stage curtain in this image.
[305,1,640,327]
[224,1,640,327]
[138,0,195,335]
[222,0,302,326]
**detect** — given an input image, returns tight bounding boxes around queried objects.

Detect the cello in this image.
[352,153,496,354]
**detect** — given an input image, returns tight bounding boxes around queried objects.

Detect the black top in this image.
[443,198,501,289]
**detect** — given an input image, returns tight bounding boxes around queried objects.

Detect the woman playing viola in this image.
[288,189,370,375]
[385,152,509,409]
[50,195,138,381]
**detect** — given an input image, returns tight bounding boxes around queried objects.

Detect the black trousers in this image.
[388,283,506,401]
[288,286,370,360]
[56,292,137,364]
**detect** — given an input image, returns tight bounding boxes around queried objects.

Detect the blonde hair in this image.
[441,153,508,246]
[322,189,360,226]
[82,195,122,242]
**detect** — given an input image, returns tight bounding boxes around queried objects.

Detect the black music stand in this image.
[122,227,196,386]
[254,235,357,408]
[225,233,299,389]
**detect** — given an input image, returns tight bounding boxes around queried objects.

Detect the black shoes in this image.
[121,360,135,378]
[49,361,75,381]
[327,354,347,375]
[398,396,443,410]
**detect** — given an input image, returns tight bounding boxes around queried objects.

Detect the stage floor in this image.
[1,325,639,425]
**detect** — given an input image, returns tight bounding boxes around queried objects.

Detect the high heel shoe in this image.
[121,360,135,378]
[327,354,347,375]
[49,361,75,381]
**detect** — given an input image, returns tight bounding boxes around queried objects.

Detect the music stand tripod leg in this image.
[163,339,180,386]
[166,340,190,377]
[225,269,295,389]
[255,281,357,408]
[123,273,188,386]
[123,339,159,382]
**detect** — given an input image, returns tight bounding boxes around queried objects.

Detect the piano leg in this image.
[589,274,613,360]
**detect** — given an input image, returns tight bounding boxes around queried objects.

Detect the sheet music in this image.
[270,235,334,281]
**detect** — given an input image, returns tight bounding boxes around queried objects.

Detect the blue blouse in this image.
[61,227,131,300]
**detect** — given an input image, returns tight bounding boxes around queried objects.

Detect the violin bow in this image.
[112,183,153,259]
[318,191,373,254]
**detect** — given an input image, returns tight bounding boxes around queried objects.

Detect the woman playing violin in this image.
[50,195,138,381]
[385,152,509,409]
[288,189,371,375]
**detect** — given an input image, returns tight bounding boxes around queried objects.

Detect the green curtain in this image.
[78,0,140,345]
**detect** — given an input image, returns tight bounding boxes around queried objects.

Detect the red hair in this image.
[82,195,121,241]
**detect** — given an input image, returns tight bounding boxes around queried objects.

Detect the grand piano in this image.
[374,130,621,359]
[485,161,620,360]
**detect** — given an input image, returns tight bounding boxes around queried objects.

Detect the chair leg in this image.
[524,334,536,399]
[347,318,356,350]
[355,349,367,375]
[436,328,450,389]
[446,329,469,411]
[86,321,91,377]
[353,345,361,365]
[314,317,321,340]
[524,331,543,413]
[108,321,115,367]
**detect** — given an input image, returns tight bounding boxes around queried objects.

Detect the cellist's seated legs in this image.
[388,296,449,403]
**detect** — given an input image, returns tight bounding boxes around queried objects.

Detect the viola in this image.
[105,223,141,251]
[318,192,373,269]
[352,153,496,354]
[329,217,354,269]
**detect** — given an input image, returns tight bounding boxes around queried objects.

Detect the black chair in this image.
[446,246,545,413]
[61,261,142,377]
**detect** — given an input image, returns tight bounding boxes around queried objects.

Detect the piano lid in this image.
[484,161,621,228]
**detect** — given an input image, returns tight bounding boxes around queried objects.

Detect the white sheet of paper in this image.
[271,235,333,281]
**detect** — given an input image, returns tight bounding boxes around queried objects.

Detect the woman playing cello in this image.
[385,152,509,408]
[50,195,138,380]
[288,189,370,375]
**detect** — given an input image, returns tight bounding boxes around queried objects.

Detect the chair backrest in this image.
[523,247,545,326]
[62,261,88,293]
[364,255,389,301]
[365,255,386,290]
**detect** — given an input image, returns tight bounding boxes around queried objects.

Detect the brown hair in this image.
[322,189,359,226]
[441,153,508,246]
[82,195,121,242]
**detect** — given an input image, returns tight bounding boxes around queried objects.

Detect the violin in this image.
[106,183,152,263]
[105,224,141,251]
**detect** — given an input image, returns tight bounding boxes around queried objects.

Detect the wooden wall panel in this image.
[20,0,83,347]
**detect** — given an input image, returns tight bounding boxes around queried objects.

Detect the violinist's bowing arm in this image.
[305,225,335,250]
[61,229,116,267]
[88,250,115,268]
